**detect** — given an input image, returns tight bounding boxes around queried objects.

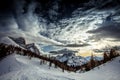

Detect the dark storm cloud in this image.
[0,0,42,45]
[87,22,120,40]
[0,13,18,31]
[0,0,120,39]
[0,0,19,32]
[0,0,39,33]
[0,0,14,13]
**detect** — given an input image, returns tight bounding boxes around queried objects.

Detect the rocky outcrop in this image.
[26,43,40,55]
[9,37,26,48]
[9,36,40,55]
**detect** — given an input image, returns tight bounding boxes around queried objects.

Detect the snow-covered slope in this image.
[81,57,120,80]
[0,54,120,80]
[26,43,40,55]
[0,36,21,47]
[9,37,26,48]
[0,36,63,55]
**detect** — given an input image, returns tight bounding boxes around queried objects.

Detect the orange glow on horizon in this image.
[75,50,103,57]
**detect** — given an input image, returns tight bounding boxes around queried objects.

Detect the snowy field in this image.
[0,54,120,80]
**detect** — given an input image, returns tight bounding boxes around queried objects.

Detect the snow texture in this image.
[0,54,120,80]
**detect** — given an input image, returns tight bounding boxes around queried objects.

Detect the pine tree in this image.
[110,49,115,59]
[90,54,96,69]
[103,52,109,63]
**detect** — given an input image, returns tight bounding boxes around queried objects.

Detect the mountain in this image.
[0,36,21,47]
[56,51,88,66]
[9,37,26,48]
[26,43,40,55]
[8,37,41,54]
[0,0,120,80]
[0,53,120,80]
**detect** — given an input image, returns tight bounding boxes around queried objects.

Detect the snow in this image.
[0,54,25,75]
[56,53,88,66]
[0,53,120,80]
[0,36,63,55]
[81,57,120,80]
[0,1,120,79]
[0,54,77,80]
[0,36,21,47]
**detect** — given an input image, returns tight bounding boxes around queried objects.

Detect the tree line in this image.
[0,43,120,72]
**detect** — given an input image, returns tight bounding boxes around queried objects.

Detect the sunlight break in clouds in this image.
[0,0,120,51]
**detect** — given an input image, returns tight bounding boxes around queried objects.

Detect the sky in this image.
[0,0,120,52]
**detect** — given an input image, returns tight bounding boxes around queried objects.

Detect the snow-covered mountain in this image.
[0,0,120,80]
[7,37,40,54]
[26,43,40,55]
[56,53,88,66]
[55,51,104,67]
[0,53,120,80]
[0,36,42,54]
[9,37,26,48]
[0,37,20,47]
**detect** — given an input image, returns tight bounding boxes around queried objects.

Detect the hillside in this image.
[0,0,120,80]
[0,54,120,80]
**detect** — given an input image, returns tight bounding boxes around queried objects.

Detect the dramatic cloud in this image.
[0,0,63,45]
[0,0,41,37]
[87,21,120,41]
[0,0,120,50]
